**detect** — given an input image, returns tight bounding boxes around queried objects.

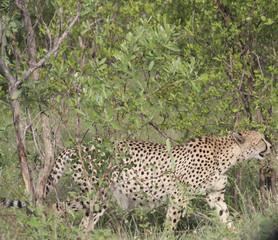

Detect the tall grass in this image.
[1,185,278,240]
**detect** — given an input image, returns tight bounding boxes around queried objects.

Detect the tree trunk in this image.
[0,0,79,205]
[0,58,35,202]
[0,3,34,201]
[259,167,267,205]
[17,0,55,206]
[12,99,35,202]
[35,113,54,205]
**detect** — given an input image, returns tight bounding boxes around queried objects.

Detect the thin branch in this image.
[0,54,16,84]
[24,110,43,137]
[14,3,81,88]
[137,114,175,143]
[63,120,77,145]
[0,99,10,106]
[145,79,185,99]
[148,120,175,143]
[25,109,44,159]
[42,20,53,50]
[194,37,231,69]
[238,67,246,90]
[0,176,27,200]
[0,2,2,48]
[254,53,264,77]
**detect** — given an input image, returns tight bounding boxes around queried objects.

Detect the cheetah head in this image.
[232,130,272,160]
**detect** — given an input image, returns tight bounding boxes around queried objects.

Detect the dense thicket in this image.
[1,0,278,239]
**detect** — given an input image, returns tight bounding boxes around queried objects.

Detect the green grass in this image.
[1,191,278,240]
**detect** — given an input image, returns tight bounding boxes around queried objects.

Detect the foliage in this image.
[1,0,278,239]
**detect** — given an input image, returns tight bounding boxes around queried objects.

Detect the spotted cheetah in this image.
[2,130,271,231]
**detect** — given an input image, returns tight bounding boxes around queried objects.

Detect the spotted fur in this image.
[3,130,272,231]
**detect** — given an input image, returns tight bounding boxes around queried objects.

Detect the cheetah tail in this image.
[1,198,28,208]
[46,148,76,195]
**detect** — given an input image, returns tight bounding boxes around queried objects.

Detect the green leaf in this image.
[75,109,86,116]
[67,209,76,220]
[11,89,22,100]
[99,58,107,65]
[148,60,154,71]
[171,156,176,171]
[232,108,240,113]
[110,121,122,130]
[27,216,41,229]
[265,18,274,25]
[94,203,99,212]
[165,45,180,51]
[191,81,201,92]
[166,139,172,153]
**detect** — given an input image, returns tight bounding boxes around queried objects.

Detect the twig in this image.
[80,129,90,144]
[24,110,43,136]
[0,176,27,200]
[254,53,264,77]
[25,109,44,159]
[62,114,77,146]
[194,37,231,69]
[148,119,175,143]
[14,3,82,88]
[145,79,185,99]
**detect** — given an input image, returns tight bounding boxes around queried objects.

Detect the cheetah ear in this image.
[232,132,245,145]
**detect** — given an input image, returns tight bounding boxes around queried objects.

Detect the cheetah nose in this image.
[267,142,272,152]
[268,146,272,154]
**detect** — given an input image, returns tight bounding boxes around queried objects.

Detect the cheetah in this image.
[3,130,272,231]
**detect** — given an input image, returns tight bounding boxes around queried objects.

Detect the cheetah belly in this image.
[111,183,132,210]
[111,178,168,212]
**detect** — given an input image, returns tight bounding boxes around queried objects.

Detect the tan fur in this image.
[48,130,271,231]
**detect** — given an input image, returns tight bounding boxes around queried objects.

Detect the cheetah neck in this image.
[213,135,242,174]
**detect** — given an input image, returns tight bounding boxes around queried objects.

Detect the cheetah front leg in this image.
[52,197,108,231]
[206,190,231,227]
[205,175,232,227]
[52,197,88,212]
[165,192,185,231]
[79,203,108,231]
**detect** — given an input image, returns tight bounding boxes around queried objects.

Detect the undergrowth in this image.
[1,193,278,240]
